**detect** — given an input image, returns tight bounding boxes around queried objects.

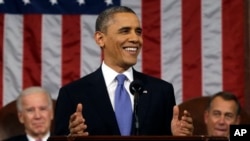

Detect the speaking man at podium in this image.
[54,6,193,136]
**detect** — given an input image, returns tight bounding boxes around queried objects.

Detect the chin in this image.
[214,132,227,137]
[33,128,47,133]
[124,62,136,68]
[129,61,137,66]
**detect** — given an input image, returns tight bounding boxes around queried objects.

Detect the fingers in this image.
[76,103,82,113]
[179,110,194,135]
[182,110,193,124]
[176,126,192,136]
[69,115,86,132]
[69,104,83,128]
[172,108,194,136]
[172,105,179,120]
[177,121,193,136]
[68,103,89,136]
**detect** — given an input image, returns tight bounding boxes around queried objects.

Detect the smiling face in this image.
[95,12,142,73]
[204,96,240,137]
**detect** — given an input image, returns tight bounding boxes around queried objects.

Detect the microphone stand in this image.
[133,90,139,135]
[129,80,143,136]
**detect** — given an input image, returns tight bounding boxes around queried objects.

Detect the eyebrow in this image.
[118,26,142,32]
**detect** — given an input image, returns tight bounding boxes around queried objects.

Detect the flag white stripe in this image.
[0,0,244,106]
[81,15,101,77]
[202,0,222,96]
[3,15,23,105]
[42,15,62,100]
[161,0,183,104]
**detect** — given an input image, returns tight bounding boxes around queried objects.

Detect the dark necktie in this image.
[114,74,132,136]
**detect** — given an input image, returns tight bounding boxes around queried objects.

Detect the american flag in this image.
[0,0,245,108]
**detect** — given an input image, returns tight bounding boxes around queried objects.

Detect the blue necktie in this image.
[114,74,132,136]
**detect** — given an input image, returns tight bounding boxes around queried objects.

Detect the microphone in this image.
[129,80,143,95]
[129,79,143,135]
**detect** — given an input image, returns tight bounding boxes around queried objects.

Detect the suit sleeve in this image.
[53,86,76,135]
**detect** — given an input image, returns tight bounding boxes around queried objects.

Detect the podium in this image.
[48,136,228,141]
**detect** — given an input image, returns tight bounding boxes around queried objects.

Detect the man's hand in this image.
[68,103,89,136]
[171,105,194,136]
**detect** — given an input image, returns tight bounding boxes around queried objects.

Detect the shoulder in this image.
[133,69,173,87]
[133,69,175,97]
[133,70,176,104]
[61,67,103,89]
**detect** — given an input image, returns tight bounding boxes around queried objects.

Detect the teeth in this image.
[125,48,137,51]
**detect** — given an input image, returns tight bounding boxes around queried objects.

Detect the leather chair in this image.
[178,96,250,135]
[0,100,56,140]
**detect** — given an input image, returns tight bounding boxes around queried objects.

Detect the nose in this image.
[34,109,41,118]
[218,116,226,124]
[129,31,141,43]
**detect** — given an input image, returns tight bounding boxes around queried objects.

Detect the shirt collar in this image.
[101,61,133,86]
[26,132,50,141]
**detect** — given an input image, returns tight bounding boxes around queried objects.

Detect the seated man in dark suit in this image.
[204,91,241,137]
[54,5,194,136]
[4,86,54,141]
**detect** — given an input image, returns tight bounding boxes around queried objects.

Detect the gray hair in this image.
[16,86,53,112]
[95,6,137,33]
[206,91,241,115]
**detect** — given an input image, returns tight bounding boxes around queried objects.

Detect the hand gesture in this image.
[171,105,194,136]
[68,103,89,136]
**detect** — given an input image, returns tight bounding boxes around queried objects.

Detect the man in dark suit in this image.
[54,6,193,136]
[4,87,54,141]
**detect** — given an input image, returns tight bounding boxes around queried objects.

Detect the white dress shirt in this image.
[26,131,50,141]
[101,61,134,111]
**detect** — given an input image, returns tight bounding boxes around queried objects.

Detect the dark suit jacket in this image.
[3,134,28,141]
[54,67,176,136]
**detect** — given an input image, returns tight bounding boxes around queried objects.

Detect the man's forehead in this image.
[210,99,238,113]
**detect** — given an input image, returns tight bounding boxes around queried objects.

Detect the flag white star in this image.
[23,0,30,5]
[77,0,85,5]
[105,0,113,6]
[0,0,4,4]
[50,0,58,5]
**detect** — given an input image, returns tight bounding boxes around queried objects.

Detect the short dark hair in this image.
[95,6,136,33]
[206,91,241,115]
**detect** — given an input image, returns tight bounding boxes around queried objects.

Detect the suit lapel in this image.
[87,68,120,133]
[132,70,151,131]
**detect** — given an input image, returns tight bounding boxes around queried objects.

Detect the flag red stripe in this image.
[222,0,245,106]
[0,1,247,108]
[22,15,42,89]
[142,0,161,78]
[182,0,202,100]
[62,15,81,86]
[0,14,3,108]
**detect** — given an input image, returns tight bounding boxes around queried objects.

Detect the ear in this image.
[18,112,24,124]
[51,109,54,120]
[236,115,241,124]
[94,31,105,48]
[204,110,209,124]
